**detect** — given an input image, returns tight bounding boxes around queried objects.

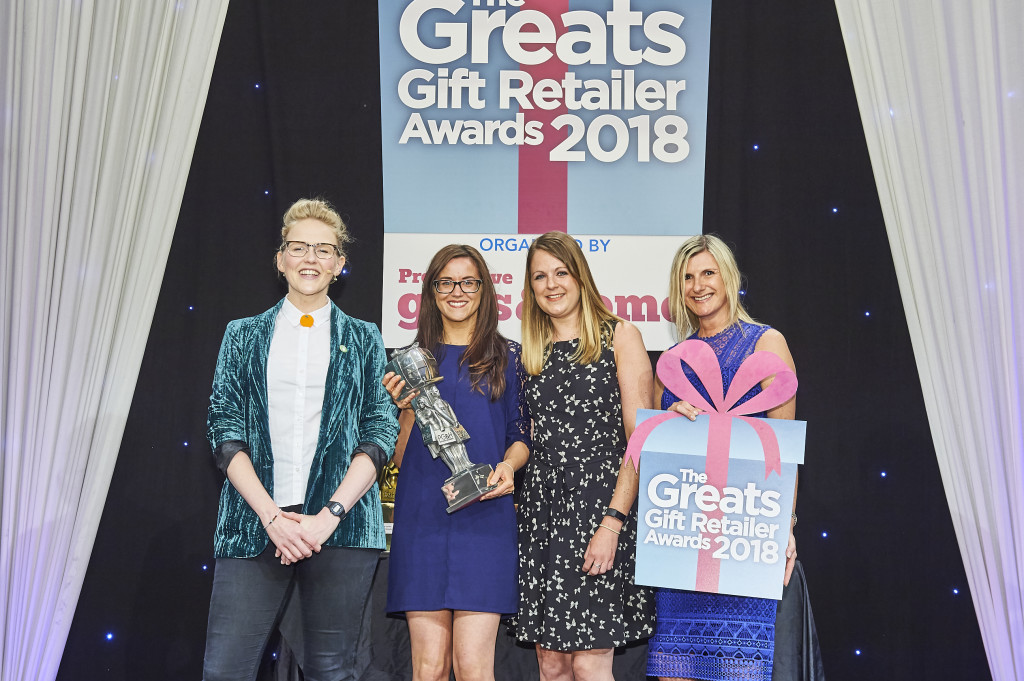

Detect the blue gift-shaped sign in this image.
[626,340,805,600]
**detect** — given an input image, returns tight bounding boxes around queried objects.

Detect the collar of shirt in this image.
[280,298,331,328]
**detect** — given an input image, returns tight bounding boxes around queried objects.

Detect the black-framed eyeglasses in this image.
[432,279,483,294]
[281,241,340,260]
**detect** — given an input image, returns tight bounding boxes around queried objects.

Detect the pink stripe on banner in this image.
[518,0,568,234]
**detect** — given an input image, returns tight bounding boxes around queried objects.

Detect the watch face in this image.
[329,501,345,517]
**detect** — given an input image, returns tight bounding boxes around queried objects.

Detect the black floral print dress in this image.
[515,334,654,651]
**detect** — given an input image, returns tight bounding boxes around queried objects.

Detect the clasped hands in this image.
[268,509,341,565]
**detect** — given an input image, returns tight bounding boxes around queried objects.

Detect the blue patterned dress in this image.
[647,320,780,681]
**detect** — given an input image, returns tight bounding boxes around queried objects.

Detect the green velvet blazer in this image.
[206,299,399,558]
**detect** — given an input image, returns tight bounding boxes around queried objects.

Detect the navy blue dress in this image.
[387,341,530,615]
[647,321,779,681]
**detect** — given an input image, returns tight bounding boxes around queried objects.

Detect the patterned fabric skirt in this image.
[647,589,777,681]
[515,456,654,651]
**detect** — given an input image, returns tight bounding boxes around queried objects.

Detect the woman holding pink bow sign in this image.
[646,235,809,681]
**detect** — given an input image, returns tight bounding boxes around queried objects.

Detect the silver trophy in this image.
[385,343,497,513]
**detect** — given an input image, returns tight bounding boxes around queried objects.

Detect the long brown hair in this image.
[521,232,621,375]
[416,245,508,399]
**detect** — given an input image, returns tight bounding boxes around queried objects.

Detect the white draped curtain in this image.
[835,1,1024,679]
[0,2,228,679]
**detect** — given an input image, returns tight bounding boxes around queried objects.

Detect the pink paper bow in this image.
[624,338,797,477]
[625,338,797,591]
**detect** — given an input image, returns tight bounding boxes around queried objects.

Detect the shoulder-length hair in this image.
[521,232,621,375]
[668,234,756,340]
[416,244,508,399]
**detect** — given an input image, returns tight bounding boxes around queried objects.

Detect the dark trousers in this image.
[203,544,379,681]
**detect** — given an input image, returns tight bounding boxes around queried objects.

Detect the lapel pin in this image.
[339,344,348,353]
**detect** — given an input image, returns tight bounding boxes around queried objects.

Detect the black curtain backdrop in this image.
[58,2,990,680]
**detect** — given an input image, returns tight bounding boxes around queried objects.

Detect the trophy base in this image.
[442,463,497,514]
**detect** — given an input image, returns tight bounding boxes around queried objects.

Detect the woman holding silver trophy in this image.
[383,245,531,681]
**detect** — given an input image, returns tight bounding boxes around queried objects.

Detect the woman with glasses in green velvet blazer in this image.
[203,198,399,681]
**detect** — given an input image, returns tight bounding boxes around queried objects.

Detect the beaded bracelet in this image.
[599,523,621,535]
[264,511,281,530]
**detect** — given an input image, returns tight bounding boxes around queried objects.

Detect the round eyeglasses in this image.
[282,241,340,260]
[432,279,483,294]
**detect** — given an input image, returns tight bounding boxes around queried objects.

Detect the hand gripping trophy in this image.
[384,343,497,513]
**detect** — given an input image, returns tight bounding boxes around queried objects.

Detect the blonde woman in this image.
[203,199,398,681]
[646,234,798,681]
[515,232,655,681]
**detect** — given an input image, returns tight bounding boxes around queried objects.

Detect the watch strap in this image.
[327,500,348,520]
[604,507,628,522]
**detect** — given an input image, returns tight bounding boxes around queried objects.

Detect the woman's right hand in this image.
[668,400,703,421]
[266,512,318,565]
[480,460,515,500]
[381,372,416,409]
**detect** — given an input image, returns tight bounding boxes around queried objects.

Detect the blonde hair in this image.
[521,232,621,375]
[668,234,756,340]
[280,198,352,260]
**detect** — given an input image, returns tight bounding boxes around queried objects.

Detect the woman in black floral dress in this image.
[516,232,655,680]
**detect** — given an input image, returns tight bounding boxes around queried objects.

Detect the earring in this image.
[332,274,338,284]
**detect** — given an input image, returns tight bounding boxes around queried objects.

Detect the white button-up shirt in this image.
[267,299,331,507]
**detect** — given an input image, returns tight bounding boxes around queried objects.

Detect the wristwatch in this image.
[604,506,628,522]
[326,500,348,521]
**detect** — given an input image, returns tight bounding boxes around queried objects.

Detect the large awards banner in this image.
[379,0,712,348]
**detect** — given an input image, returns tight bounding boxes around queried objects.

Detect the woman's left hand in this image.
[582,522,620,576]
[275,510,340,564]
[783,530,797,587]
[667,400,703,421]
[480,461,515,500]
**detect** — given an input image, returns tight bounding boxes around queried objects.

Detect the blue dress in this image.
[647,321,779,681]
[387,341,530,615]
